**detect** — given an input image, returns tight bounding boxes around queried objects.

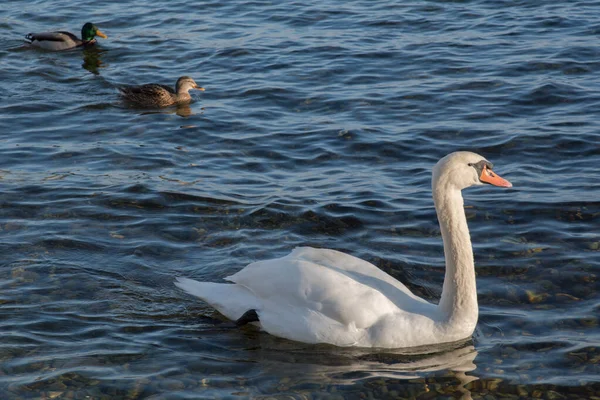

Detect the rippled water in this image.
[1,0,600,398]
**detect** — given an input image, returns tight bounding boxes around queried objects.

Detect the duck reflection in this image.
[135,104,197,118]
[175,104,192,117]
[241,332,478,399]
[81,46,107,75]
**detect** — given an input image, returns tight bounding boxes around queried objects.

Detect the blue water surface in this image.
[1,0,599,398]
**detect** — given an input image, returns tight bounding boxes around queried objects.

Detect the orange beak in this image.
[194,85,205,91]
[480,165,512,188]
[96,30,108,39]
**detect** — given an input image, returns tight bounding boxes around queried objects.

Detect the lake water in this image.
[1,0,599,398]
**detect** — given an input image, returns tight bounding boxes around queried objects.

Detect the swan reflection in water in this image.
[240,332,478,399]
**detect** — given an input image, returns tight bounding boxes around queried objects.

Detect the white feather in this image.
[175,152,511,348]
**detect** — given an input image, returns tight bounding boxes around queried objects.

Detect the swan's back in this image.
[230,247,431,313]
[177,247,437,346]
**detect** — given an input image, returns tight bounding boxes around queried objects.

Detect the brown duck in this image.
[119,76,205,107]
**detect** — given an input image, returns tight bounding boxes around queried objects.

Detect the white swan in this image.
[175,151,512,348]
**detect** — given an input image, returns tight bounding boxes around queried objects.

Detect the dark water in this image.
[1,0,600,398]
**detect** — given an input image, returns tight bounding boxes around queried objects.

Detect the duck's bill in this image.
[96,30,108,39]
[480,165,512,188]
[195,86,205,91]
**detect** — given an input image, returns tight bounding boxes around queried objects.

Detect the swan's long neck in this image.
[433,181,478,328]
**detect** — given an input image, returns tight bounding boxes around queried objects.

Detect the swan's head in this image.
[433,151,512,191]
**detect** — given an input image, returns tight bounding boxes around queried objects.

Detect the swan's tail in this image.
[174,277,259,321]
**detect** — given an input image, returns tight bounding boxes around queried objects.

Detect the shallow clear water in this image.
[1,0,599,398]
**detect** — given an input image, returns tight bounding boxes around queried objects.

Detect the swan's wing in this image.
[177,247,439,346]
[294,247,427,299]
[174,275,367,345]
[226,247,432,330]
[229,247,431,310]
[175,277,260,321]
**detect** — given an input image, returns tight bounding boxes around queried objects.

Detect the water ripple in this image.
[1,0,599,398]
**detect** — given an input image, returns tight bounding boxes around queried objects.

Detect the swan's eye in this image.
[468,163,473,167]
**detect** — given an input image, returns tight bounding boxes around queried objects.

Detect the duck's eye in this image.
[468,163,473,167]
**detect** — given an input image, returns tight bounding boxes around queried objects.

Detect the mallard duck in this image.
[25,22,107,51]
[119,76,205,107]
